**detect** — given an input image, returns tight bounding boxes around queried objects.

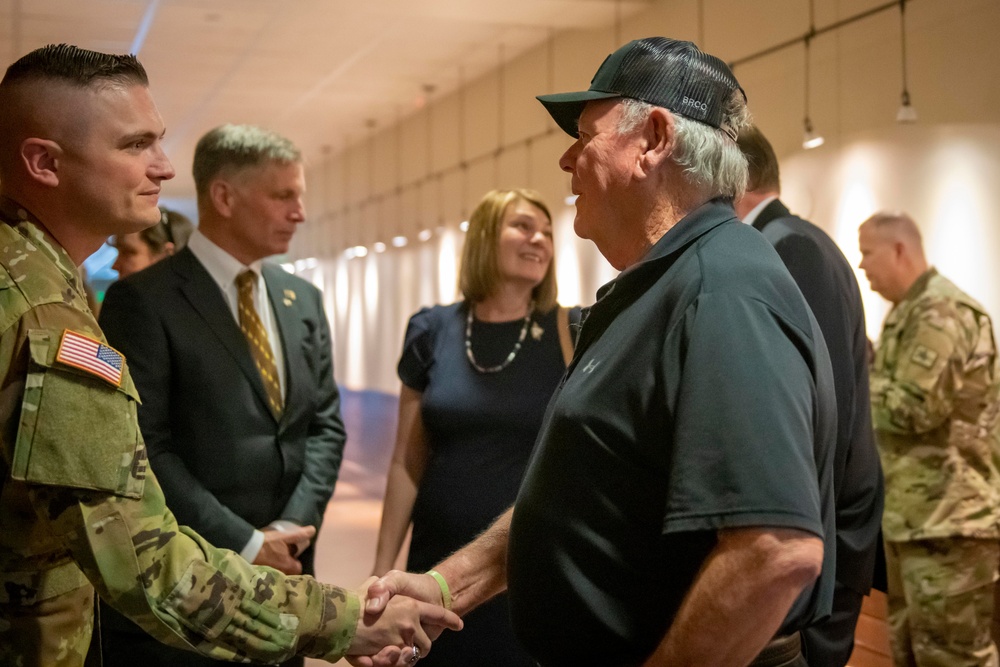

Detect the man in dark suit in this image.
[735,125,884,667]
[98,124,347,666]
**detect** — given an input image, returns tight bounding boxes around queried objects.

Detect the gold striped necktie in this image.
[236,270,283,419]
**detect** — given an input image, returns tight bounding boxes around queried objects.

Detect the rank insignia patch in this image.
[910,344,939,370]
[56,330,124,387]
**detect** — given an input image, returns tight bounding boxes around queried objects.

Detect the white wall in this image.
[781,123,1000,341]
[288,0,1000,392]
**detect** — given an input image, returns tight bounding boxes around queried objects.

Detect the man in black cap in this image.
[367,37,837,667]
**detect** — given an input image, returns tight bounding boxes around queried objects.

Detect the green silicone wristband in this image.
[426,569,452,610]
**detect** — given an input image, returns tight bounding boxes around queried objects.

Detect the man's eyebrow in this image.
[120,128,166,145]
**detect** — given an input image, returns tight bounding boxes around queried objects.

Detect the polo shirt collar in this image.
[595,197,737,301]
[576,198,738,363]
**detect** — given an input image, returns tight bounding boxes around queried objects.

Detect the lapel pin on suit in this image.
[283,289,296,307]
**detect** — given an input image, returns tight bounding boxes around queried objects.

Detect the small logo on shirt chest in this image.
[581,358,601,374]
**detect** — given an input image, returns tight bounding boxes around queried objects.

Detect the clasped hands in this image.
[249,526,458,664]
[346,570,459,667]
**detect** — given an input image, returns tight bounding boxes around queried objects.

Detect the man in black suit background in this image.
[98,124,347,666]
[735,125,884,667]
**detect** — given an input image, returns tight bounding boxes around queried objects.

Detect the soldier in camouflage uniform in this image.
[0,44,460,667]
[860,211,1000,667]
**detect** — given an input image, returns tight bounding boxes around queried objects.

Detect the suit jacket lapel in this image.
[174,248,274,415]
[752,198,792,233]
[264,264,305,429]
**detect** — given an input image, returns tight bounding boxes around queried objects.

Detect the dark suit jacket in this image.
[754,199,883,595]
[99,247,346,565]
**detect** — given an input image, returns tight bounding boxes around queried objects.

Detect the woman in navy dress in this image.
[373,189,577,666]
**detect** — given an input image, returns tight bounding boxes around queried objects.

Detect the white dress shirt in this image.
[187,230,286,399]
[740,194,778,226]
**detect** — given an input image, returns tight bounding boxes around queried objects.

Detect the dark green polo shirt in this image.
[507,199,837,666]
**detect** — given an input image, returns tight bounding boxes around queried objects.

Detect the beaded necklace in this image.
[464,301,535,374]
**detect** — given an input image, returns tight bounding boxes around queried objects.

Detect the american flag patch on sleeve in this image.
[56,330,124,387]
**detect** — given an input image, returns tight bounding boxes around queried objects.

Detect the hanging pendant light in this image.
[801,1,824,150]
[801,25,824,150]
[803,118,825,150]
[896,0,917,123]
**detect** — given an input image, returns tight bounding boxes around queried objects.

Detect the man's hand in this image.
[252,525,315,575]
[346,577,462,667]
[364,570,443,615]
[268,519,313,556]
[367,508,513,619]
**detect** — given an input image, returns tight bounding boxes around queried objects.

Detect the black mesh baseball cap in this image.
[536,37,746,140]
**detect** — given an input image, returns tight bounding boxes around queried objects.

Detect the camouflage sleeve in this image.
[28,467,360,663]
[870,300,969,435]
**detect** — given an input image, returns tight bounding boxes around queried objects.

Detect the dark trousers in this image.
[801,581,866,667]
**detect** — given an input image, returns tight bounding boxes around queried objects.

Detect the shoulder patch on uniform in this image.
[55,330,124,387]
[910,344,939,369]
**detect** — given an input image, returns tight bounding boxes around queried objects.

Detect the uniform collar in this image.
[884,267,937,328]
[0,196,84,293]
[900,267,937,304]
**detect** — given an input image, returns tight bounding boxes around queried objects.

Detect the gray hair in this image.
[616,92,751,201]
[192,124,301,197]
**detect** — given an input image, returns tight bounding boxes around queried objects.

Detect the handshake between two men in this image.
[255,523,463,666]
[351,570,463,667]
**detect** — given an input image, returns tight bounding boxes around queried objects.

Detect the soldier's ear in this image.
[20,138,61,187]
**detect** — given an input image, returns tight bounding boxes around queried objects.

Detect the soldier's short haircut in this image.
[863,211,923,248]
[0,45,149,180]
[736,125,781,194]
[0,43,148,90]
[192,124,302,198]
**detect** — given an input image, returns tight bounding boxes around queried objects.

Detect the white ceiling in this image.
[1,0,648,199]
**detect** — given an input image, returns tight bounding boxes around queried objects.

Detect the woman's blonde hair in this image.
[459,189,557,312]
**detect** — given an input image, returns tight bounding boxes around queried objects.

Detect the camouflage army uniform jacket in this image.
[871,267,1000,542]
[0,198,359,665]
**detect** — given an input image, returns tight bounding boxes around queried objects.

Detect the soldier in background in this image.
[0,44,460,666]
[859,211,1000,666]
